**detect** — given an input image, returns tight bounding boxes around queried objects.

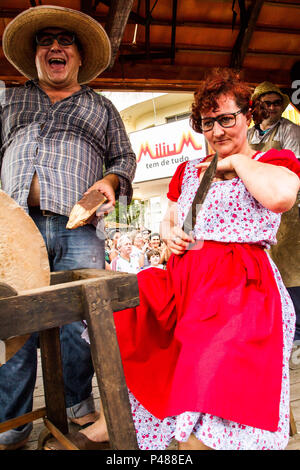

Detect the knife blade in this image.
[182,152,218,234]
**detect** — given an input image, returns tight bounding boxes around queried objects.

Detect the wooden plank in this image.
[290,405,298,436]
[91,0,146,25]
[39,328,68,435]
[105,0,135,68]
[0,282,83,340]
[43,418,79,451]
[0,64,295,90]
[171,0,178,64]
[290,367,300,385]
[0,408,46,434]
[286,434,300,450]
[0,273,139,340]
[230,0,265,69]
[82,281,139,450]
[50,271,73,285]
[145,0,150,59]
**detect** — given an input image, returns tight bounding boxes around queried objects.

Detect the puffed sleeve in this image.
[166,161,189,202]
[257,148,300,178]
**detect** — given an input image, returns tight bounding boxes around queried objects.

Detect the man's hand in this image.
[85,174,119,216]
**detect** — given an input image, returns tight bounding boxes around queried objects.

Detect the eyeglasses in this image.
[200,109,244,132]
[261,99,283,108]
[35,31,76,47]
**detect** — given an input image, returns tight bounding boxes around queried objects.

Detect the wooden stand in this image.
[0,269,140,450]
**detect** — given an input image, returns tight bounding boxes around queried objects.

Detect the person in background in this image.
[148,232,162,250]
[141,228,151,245]
[110,235,140,274]
[248,81,300,155]
[138,228,151,267]
[148,233,171,266]
[143,249,165,270]
[131,230,148,268]
[108,230,121,262]
[0,6,136,451]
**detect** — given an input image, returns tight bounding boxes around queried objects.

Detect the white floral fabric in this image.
[177,155,281,249]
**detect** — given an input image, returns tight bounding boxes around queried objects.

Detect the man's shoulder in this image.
[280,116,300,130]
[82,87,115,108]
[0,82,31,107]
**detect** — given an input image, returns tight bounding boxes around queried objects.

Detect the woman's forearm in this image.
[232,154,300,213]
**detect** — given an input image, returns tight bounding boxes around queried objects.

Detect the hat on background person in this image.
[251,81,290,111]
[2,5,111,84]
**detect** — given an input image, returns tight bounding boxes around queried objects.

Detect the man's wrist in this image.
[102,173,120,191]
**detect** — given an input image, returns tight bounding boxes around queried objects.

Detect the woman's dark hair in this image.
[190,68,252,134]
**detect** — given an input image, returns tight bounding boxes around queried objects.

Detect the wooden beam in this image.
[105,0,135,68]
[120,51,172,61]
[145,0,151,59]
[171,0,178,64]
[0,65,294,92]
[83,281,139,450]
[80,0,94,14]
[0,408,46,433]
[265,0,300,8]
[0,10,299,35]
[0,270,139,340]
[230,0,265,70]
[98,0,146,24]
[39,328,68,434]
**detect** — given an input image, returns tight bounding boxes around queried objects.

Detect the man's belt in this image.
[28,207,58,217]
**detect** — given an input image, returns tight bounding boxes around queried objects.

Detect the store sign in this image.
[130,119,207,183]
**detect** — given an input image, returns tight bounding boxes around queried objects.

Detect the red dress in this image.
[114,149,300,436]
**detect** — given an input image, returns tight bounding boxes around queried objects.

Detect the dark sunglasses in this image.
[35,31,76,47]
[200,109,244,132]
[261,99,283,108]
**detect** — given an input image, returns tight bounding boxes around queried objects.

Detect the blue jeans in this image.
[0,212,105,445]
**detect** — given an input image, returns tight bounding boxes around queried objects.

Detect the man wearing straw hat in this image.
[248,81,300,155]
[0,5,136,450]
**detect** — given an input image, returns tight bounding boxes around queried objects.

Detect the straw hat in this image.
[2,5,111,84]
[251,81,290,111]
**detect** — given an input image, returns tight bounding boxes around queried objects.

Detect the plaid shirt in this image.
[0,80,136,216]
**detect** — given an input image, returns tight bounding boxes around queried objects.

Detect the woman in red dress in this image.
[112,69,300,450]
[47,69,300,450]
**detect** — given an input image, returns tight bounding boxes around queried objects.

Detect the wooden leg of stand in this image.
[39,328,68,434]
[82,281,139,450]
[290,405,297,436]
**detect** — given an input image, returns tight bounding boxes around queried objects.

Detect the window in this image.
[165,112,191,123]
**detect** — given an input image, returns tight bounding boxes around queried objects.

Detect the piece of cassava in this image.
[66,190,107,229]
